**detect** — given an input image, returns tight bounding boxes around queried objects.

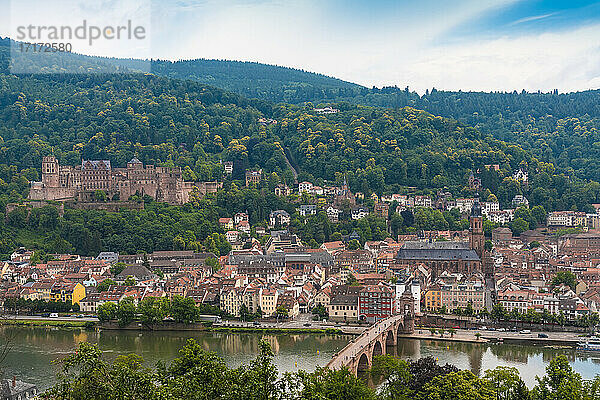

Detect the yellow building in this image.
[50,282,86,305]
[424,284,441,311]
[260,289,279,317]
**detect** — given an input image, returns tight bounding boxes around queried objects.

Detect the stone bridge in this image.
[325,313,414,376]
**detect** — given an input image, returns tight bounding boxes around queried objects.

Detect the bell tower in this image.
[469,196,485,259]
[42,156,60,188]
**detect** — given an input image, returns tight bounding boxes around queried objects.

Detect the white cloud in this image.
[385,24,600,94]
[2,0,599,94]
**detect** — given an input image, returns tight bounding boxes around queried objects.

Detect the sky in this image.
[2,0,600,93]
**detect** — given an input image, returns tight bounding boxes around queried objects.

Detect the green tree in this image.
[347,239,361,250]
[532,355,583,400]
[116,297,136,327]
[97,279,116,292]
[158,338,228,400]
[551,271,577,291]
[96,301,117,322]
[138,297,168,326]
[110,262,127,277]
[510,218,529,236]
[419,370,495,400]
[296,367,377,400]
[371,355,414,400]
[171,295,198,324]
[484,366,530,400]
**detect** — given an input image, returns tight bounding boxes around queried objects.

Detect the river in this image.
[3,327,600,391]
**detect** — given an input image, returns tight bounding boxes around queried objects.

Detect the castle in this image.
[28,156,221,205]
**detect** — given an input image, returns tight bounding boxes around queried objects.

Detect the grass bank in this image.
[0,319,95,329]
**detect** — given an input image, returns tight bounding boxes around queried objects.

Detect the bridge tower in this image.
[398,287,415,334]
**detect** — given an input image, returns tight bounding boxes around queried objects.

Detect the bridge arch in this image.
[357,353,370,372]
[385,329,396,353]
[396,321,406,339]
[372,339,383,360]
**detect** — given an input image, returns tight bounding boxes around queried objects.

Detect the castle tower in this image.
[469,196,485,259]
[41,156,59,188]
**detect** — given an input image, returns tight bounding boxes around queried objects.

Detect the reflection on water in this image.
[4,327,600,390]
[0,327,351,391]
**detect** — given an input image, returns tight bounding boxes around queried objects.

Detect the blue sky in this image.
[3,0,600,92]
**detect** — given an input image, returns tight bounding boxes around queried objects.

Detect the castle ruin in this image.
[28,156,221,205]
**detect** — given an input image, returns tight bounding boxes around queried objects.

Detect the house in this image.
[236,220,251,234]
[299,204,317,217]
[245,169,262,186]
[358,285,394,323]
[274,184,291,197]
[219,217,234,230]
[373,202,389,218]
[326,206,341,223]
[424,284,441,311]
[351,206,369,220]
[260,288,279,317]
[298,181,313,193]
[50,282,86,305]
[277,292,300,319]
[116,265,155,283]
[512,195,529,208]
[234,212,248,225]
[96,251,119,264]
[314,106,339,114]
[223,161,234,174]
[313,287,332,308]
[269,210,290,227]
[226,230,241,244]
[220,287,244,317]
[328,292,358,322]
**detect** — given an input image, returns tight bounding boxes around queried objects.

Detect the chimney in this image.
[12,376,15,387]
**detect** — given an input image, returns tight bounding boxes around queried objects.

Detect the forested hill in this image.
[2,37,600,256]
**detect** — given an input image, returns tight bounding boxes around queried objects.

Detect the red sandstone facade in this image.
[29,156,221,205]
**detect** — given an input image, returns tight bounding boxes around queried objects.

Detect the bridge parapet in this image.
[326,313,414,376]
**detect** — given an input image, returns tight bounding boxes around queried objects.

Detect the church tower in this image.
[469,196,485,259]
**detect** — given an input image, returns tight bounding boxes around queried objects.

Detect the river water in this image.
[3,327,600,391]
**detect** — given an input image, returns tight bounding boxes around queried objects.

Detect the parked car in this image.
[519,329,531,334]
[497,328,506,332]
[304,323,311,327]
[49,313,59,318]
[538,333,548,338]
[253,321,260,326]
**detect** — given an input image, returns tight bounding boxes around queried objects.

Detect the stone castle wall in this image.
[29,156,222,205]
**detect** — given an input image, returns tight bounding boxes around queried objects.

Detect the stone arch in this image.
[397,321,406,338]
[372,339,383,360]
[385,329,396,352]
[357,352,370,372]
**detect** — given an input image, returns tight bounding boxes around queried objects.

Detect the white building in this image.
[298,182,313,193]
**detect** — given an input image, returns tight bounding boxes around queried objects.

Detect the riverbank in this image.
[402,328,586,347]
[0,318,93,329]
[209,326,343,335]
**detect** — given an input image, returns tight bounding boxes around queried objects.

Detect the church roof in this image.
[396,242,480,262]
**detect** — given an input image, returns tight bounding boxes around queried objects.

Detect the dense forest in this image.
[1,38,600,256]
